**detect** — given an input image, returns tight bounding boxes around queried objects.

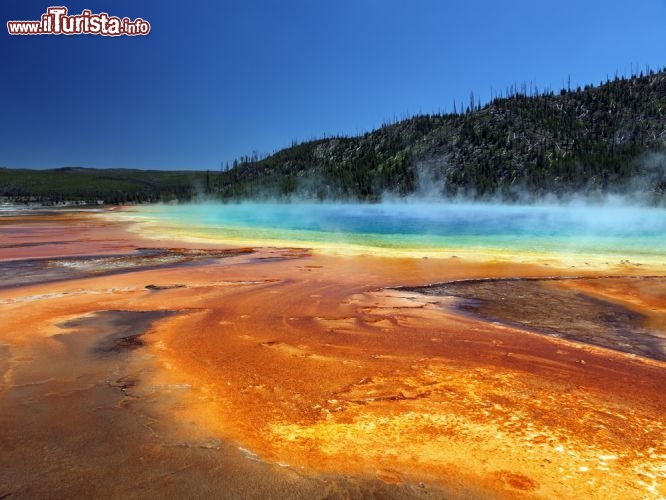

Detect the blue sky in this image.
[2,0,666,170]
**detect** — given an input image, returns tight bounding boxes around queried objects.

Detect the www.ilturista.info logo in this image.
[7,6,150,36]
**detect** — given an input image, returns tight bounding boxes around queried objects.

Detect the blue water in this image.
[125,202,666,259]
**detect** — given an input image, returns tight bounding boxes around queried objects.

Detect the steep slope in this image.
[222,70,666,202]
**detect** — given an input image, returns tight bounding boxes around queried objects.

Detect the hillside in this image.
[220,70,666,203]
[2,70,666,205]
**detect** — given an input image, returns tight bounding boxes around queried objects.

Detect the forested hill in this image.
[0,167,209,204]
[2,70,666,205]
[220,69,666,203]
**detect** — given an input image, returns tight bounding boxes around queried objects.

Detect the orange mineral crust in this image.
[0,210,664,499]
[150,254,666,499]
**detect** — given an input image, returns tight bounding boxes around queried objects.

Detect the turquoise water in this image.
[125,202,666,260]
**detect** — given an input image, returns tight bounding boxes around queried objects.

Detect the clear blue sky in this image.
[2,0,666,170]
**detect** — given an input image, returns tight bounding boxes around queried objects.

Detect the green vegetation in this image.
[2,70,666,205]
[220,69,666,203]
[0,167,208,204]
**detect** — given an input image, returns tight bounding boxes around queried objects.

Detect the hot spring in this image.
[119,202,666,266]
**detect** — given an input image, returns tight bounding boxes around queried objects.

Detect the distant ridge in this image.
[0,167,208,204]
